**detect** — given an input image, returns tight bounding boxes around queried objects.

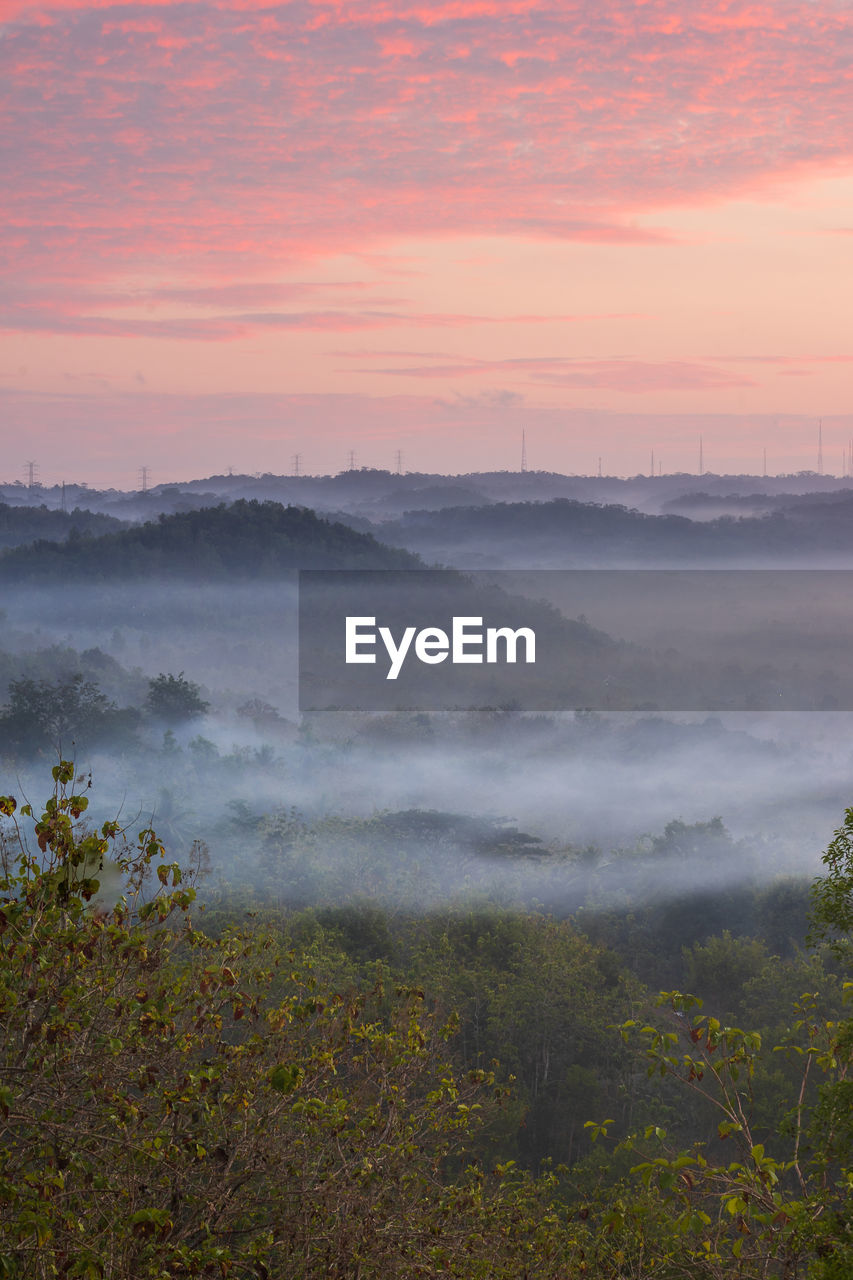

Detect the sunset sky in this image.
[2,0,852,486]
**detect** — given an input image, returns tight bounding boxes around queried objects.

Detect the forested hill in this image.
[379,496,853,564]
[0,500,421,580]
[0,502,125,550]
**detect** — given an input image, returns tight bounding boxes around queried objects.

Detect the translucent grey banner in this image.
[298,569,853,711]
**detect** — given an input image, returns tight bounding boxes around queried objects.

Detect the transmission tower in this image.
[138,466,151,494]
[292,454,302,477]
[24,460,39,489]
[520,430,527,473]
[347,450,356,471]
[395,450,403,476]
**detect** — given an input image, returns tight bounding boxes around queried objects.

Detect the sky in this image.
[2,0,852,487]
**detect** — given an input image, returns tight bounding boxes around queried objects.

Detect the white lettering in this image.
[414,627,449,664]
[486,626,536,664]
[452,616,483,664]
[345,617,536,679]
[346,617,377,663]
[379,625,417,680]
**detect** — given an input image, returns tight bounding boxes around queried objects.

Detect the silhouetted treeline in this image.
[0,501,125,549]
[378,495,853,562]
[0,499,421,580]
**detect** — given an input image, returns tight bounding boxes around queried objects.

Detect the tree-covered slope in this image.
[379,496,853,562]
[0,503,125,550]
[0,500,420,580]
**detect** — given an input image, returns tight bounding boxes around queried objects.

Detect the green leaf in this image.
[269,1064,304,1095]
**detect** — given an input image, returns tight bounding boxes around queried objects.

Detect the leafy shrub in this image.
[0,764,580,1278]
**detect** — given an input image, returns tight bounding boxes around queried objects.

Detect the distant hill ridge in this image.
[379,495,853,559]
[385,498,694,539]
[6,470,853,528]
[0,500,420,580]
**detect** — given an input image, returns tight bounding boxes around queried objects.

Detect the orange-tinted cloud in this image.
[3,0,852,480]
[0,281,644,337]
[3,0,851,290]
[347,352,757,390]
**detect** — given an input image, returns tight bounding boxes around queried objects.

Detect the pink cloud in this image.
[1,0,850,458]
[0,274,648,338]
[704,354,853,366]
[352,353,757,391]
[531,360,757,392]
[3,0,851,295]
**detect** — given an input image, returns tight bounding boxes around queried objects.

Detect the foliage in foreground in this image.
[2,766,853,1278]
[584,809,853,1279]
[0,764,584,1278]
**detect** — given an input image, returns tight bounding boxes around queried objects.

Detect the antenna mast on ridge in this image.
[520,430,527,473]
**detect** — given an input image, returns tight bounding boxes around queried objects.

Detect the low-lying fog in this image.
[3,573,849,913]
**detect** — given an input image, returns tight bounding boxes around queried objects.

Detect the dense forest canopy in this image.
[378,496,853,564]
[0,500,420,581]
[0,503,125,550]
[0,763,851,1277]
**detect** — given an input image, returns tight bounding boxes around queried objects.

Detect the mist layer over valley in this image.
[1,479,850,922]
